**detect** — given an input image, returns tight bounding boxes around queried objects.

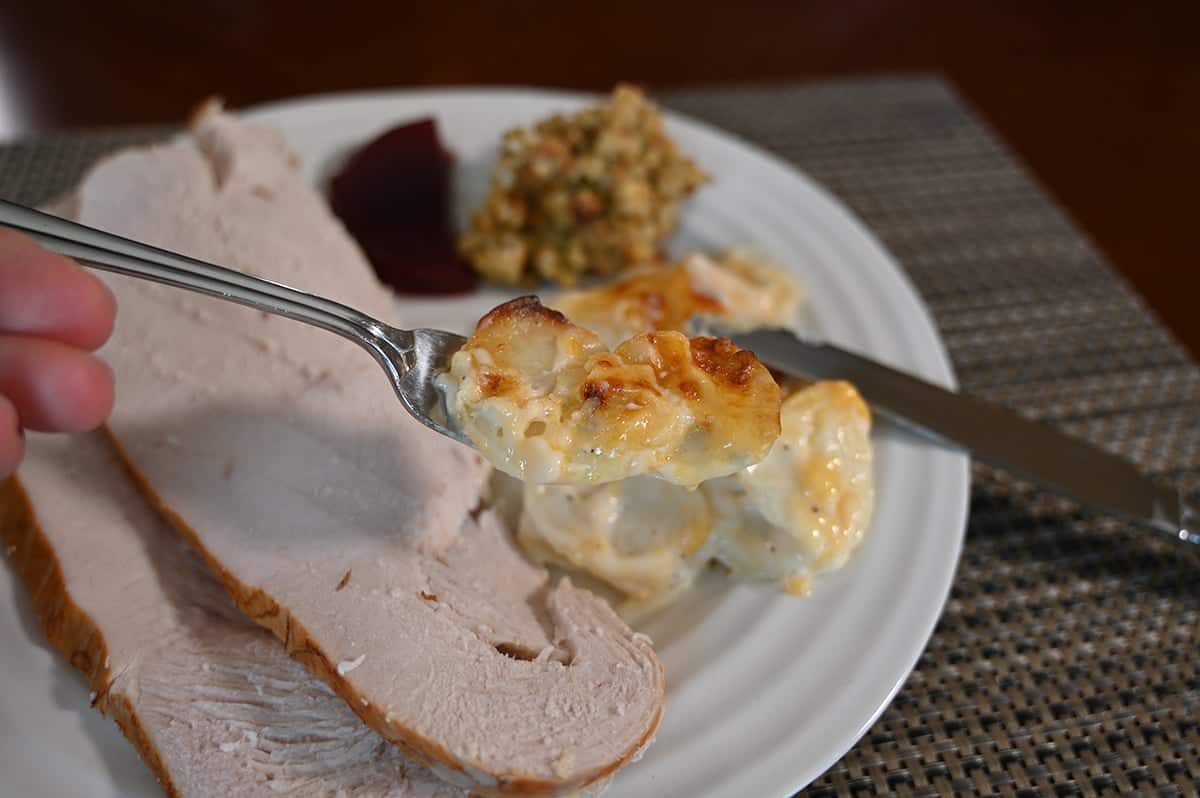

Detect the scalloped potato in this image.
[551,251,803,347]
[520,381,874,613]
[440,296,781,486]
[513,255,876,612]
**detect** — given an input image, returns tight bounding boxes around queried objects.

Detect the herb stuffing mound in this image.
[460,84,709,285]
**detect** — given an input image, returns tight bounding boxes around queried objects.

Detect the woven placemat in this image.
[2,76,1197,797]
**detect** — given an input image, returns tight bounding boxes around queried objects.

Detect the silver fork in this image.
[0,199,470,446]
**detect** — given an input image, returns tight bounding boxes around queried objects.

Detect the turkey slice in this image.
[61,104,662,794]
[2,431,463,797]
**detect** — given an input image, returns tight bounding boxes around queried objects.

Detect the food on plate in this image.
[439,295,782,486]
[515,263,874,612]
[460,84,708,285]
[329,117,476,294]
[47,106,663,795]
[3,432,465,797]
[551,251,804,346]
[1,89,880,795]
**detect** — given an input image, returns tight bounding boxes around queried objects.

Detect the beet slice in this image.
[329,118,476,295]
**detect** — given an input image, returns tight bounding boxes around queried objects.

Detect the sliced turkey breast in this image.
[57,104,662,794]
[2,431,464,797]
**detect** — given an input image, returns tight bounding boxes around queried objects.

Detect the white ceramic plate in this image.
[0,89,969,797]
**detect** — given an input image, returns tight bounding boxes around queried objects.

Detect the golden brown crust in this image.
[476,295,572,332]
[101,428,661,795]
[556,264,724,334]
[477,371,512,397]
[0,477,179,798]
[689,335,761,388]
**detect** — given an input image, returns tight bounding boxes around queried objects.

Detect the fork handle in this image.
[0,198,389,349]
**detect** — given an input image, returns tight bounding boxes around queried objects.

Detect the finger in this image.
[0,335,115,432]
[0,228,116,350]
[0,395,22,478]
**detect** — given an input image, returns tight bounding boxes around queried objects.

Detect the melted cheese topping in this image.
[440,296,781,486]
[512,255,872,611]
[552,251,803,346]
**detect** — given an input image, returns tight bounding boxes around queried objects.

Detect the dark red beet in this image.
[328,118,477,295]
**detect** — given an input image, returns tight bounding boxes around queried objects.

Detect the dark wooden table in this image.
[3,1,1196,355]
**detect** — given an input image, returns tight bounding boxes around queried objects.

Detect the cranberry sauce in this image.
[329,118,476,295]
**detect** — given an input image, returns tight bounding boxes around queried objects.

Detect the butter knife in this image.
[708,324,1197,545]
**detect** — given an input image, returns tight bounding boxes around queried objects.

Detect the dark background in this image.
[2,1,1196,354]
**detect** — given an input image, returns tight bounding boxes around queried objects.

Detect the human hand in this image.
[0,229,116,477]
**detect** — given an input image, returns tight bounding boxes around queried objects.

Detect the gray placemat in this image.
[1,76,1196,797]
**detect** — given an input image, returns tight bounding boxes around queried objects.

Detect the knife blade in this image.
[712,324,1196,545]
